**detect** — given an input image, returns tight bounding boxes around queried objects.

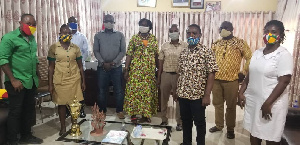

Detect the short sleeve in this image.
[277,51,293,77]
[205,47,219,73]
[75,45,83,60]
[47,44,56,61]
[152,36,159,54]
[158,43,166,60]
[126,35,136,56]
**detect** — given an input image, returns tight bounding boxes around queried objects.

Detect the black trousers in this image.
[5,81,37,141]
[179,98,206,145]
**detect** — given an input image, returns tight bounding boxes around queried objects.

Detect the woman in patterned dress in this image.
[124,18,158,123]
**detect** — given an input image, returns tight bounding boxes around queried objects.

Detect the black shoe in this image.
[209,126,222,133]
[19,135,43,144]
[160,122,168,126]
[176,124,182,131]
[227,131,235,139]
[6,141,18,145]
[80,111,86,118]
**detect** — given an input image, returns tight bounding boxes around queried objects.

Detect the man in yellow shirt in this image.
[209,21,252,139]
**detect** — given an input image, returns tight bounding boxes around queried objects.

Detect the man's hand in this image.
[103,63,112,71]
[172,93,179,102]
[11,79,23,92]
[110,62,116,66]
[202,95,210,106]
[156,77,161,87]
[238,73,245,83]
[124,70,129,81]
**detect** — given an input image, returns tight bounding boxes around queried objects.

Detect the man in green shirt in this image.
[0,14,43,145]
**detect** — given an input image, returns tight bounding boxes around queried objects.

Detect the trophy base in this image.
[90,129,106,136]
[70,131,82,137]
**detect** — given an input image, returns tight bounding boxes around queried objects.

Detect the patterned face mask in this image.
[59,34,72,42]
[187,37,200,46]
[263,33,280,44]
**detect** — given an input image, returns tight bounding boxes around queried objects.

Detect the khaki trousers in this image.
[212,80,239,131]
[160,72,182,125]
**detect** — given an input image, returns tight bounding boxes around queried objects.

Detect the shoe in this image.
[160,122,168,126]
[209,126,222,133]
[138,117,151,123]
[6,141,18,145]
[227,131,235,139]
[117,112,125,119]
[80,111,86,118]
[176,124,182,131]
[131,115,138,123]
[80,104,86,118]
[19,135,43,144]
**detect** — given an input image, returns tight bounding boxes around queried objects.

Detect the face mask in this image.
[187,37,200,45]
[104,22,114,29]
[139,26,149,33]
[263,33,280,44]
[69,23,78,30]
[59,34,72,42]
[169,32,179,40]
[220,29,232,38]
[22,23,36,36]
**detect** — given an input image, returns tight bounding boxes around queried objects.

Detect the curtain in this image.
[289,15,300,106]
[0,0,102,88]
[276,0,300,106]
[105,11,274,53]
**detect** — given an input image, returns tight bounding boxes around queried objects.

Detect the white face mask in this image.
[104,22,114,29]
[169,32,179,40]
[139,26,149,33]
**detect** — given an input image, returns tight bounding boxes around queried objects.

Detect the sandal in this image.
[138,117,151,123]
[59,128,66,136]
[131,115,138,123]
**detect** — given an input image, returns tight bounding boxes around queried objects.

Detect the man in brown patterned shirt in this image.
[176,24,218,145]
[157,24,188,131]
[209,21,252,139]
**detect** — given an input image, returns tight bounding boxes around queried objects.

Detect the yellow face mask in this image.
[59,34,72,42]
[220,29,232,38]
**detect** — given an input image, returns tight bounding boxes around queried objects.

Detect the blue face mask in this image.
[187,37,200,45]
[69,23,78,30]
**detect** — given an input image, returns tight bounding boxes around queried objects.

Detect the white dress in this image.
[243,46,293,142]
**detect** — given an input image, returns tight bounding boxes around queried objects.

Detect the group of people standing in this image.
[0,13,293,145]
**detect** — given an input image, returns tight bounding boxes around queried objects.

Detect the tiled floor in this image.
[30,97,267,145]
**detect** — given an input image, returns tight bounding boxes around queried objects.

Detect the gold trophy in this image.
[67,96,82,137]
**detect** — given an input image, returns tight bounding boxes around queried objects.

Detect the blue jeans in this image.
[97,65,124,113]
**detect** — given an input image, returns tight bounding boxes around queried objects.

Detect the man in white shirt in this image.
[67,16,89,118]
[68,16,89,70]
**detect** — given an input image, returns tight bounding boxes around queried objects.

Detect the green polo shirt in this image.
[0,28,39,89]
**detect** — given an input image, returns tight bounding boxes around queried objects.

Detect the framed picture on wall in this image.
[172,0,190,8]
[190,0,204,9]
[205,1,221,12]
[137,0,157,8]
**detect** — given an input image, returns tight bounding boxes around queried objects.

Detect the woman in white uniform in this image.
[238,20,293,145]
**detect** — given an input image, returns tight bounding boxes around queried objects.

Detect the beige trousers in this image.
[212,80,239,131]
[160,72,181,125]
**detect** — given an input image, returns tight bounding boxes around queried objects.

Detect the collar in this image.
[73,31,80,35]
[170,40,181,45]
[101,29,116,33]
[56,42,75,48]
[256,46,285,59]
[188,43,202,52]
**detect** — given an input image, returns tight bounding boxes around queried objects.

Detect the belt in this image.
[165,72,177,75]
